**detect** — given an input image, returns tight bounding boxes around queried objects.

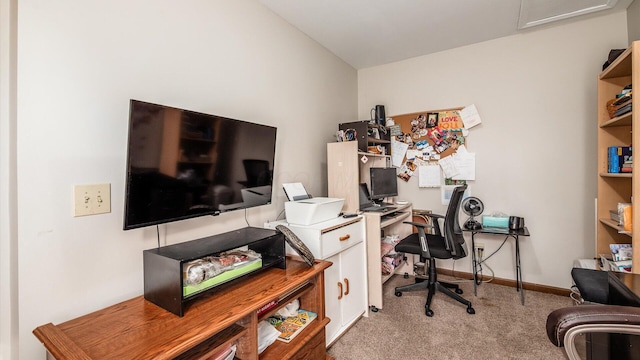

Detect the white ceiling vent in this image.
[518,0,619,29]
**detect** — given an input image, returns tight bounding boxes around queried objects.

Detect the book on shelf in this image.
[610,243,632,261]
[613,259,632,272]
[607,90,633,118]
[610,209,621,224]
[614,103,632,117]
[267,309,317,343]
[257,299,279,317]
[608,146,632,173]
[600,253,632,273]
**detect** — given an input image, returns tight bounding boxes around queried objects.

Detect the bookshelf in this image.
[596,41,639,272]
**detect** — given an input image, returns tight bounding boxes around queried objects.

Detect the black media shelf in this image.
[143,226,286,316]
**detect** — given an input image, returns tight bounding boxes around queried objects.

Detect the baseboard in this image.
[436,268,571,297]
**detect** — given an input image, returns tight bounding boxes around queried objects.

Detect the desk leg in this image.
[471,233,477,296]
[514,235,524,305]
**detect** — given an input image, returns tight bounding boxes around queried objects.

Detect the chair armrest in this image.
[405,213,445,236]
[402,221,433,228]
[546,305,640,347]
[401,222,431,258]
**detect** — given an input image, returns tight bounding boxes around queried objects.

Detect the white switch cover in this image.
[73,183,111,217]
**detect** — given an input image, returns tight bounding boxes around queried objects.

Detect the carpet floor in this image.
[327,274,573,360]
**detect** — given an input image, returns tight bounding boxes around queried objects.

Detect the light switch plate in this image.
[73,183,111,217]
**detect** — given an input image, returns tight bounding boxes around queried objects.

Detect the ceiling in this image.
[258,0,633,69]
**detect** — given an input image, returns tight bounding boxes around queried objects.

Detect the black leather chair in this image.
[394,184,475,317]
[546,268,640,359]
[547,305,640,360]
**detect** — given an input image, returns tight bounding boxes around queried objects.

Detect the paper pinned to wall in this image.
[418,163,441,187]
[451,145,476,180]
[438,156,459,178]
[460,104,482,129]
[406,149,420,161]
[391,138,409,167]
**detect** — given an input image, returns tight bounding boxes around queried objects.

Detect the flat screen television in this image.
[123,99,277,230]
[369,167,398,203]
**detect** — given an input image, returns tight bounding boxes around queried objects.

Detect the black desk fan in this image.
[462,197,484,230]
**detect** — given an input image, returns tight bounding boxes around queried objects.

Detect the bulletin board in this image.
[390,107,466,159]
[389,105,479,191]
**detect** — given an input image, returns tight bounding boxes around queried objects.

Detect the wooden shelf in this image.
[380,211,411,228]
[600,46,633,79]
[600,112,633,127]
[367,137,390,144]
[600,172,633,178]
[357,151,390,159]
[600,218,632,237]
[33,258,331,360]
[364,203,414,311]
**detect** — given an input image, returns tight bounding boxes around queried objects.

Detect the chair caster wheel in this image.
[395,291,403,297]
[426,309,434,317]
[403,272,409,279]
[455,288,463,294]
[467,306,476,315]
[370,306,379,312]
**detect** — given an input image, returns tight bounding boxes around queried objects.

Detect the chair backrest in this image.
[444,185,468,259]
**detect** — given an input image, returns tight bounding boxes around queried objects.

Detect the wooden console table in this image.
[33,258,332,360]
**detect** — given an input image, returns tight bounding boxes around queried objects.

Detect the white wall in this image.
[629,0,640,42]
[0,0,18,358]
[358,13,628,289]
[15,0,356,358]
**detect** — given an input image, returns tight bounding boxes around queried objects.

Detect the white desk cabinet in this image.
[265,216,367,346]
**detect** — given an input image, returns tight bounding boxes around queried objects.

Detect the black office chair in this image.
[394,184,475,317]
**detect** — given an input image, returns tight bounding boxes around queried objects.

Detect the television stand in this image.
[33,258,331,360]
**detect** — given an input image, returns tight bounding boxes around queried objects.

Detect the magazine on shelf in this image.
[267,309,317,343]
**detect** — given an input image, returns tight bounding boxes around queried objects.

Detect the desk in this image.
[465,227,530,305]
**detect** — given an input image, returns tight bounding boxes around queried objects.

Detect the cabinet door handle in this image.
[339,234,351,241]
[337,282,343,300]
[344,278,350,295]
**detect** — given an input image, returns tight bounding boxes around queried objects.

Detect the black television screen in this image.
[123,100,277,230]
[369,167,398,202]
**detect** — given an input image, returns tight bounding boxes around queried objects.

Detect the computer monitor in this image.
[369,167,398,203]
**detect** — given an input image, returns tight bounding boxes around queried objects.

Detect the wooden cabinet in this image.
[338,121,391,155]
[364,203,413,311]
[33,258,331,360]
[327,141,389,214]
[596,41,640,272]
[327,141,413,311]
[264,217,367,346]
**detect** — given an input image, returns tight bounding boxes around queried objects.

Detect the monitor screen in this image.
[123,100,277,230]
[369,167,398,201]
